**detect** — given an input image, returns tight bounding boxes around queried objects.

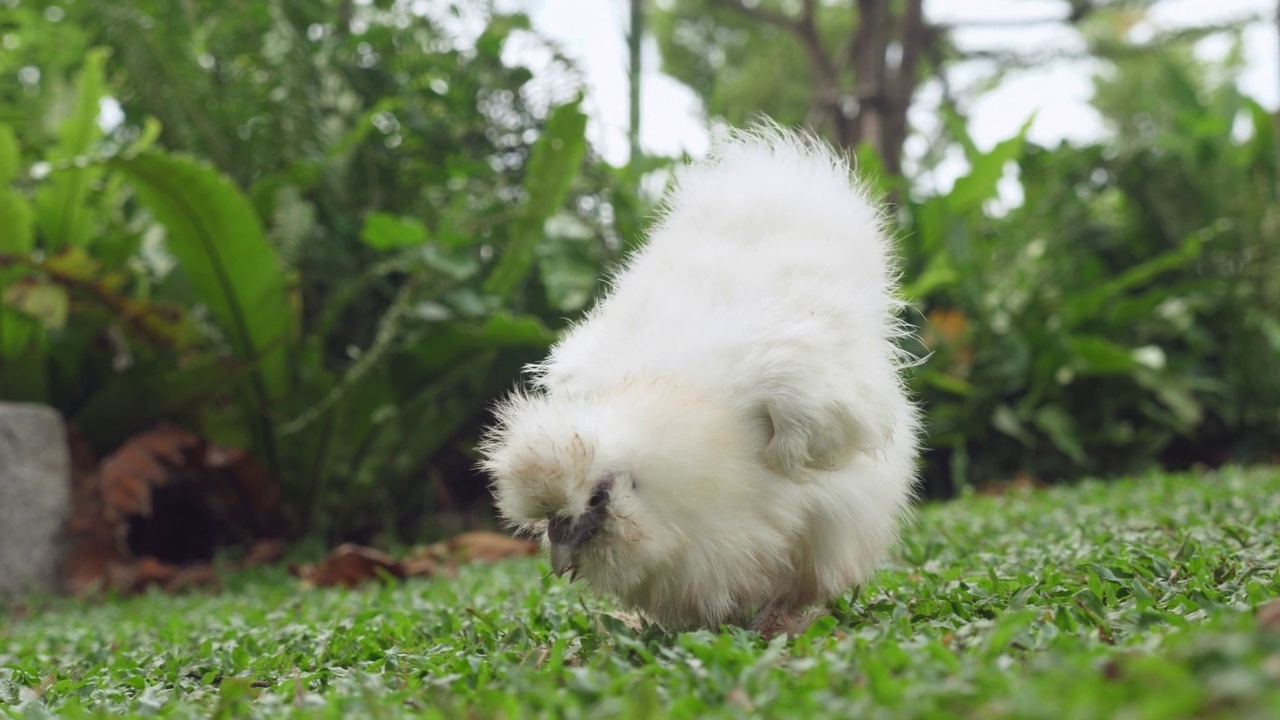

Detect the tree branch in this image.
[850,0,890,152]
[882,0,927,174]
[794,0,841,111]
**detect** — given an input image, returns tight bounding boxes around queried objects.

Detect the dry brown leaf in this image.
[160,563,221,593]
[604,611,647,632]
[402,556,441,578]
[59,426,292,598]
[453,531,540,561]
[291,543,406,588]
[99,427,201,518]
[128,556,183,590]
[294,532,537,590]
[416,531,540,565]
[241,539,289,568]
[102,556,220,594]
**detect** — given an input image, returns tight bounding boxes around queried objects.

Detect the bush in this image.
[2,2,1274,539]
[890,43,1279,495]
[0,1,645,543]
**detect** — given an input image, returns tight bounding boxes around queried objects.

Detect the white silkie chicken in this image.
[480,122,920,637]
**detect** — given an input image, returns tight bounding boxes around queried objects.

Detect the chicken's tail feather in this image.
[658,120,920,370]
[658,118,890,233]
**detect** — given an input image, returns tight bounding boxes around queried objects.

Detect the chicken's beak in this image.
[549,542,575,579]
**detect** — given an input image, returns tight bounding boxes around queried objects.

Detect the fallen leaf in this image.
[99,427,201,518]
[164,563,221,593]
[241,539,289,568]
[454,531,540,561]
[604,611,647,632]
[401,555,440,578]
[293,532,537,590]
[414,531,539,565]
[59,426,292,598]
[291,543,406,588]
[105,556,220,594]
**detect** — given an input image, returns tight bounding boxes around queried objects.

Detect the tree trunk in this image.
[714,0,932,176]
[628,0,644,180]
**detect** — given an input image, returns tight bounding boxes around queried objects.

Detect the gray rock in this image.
[0,402,72,599]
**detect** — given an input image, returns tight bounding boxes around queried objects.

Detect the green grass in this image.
[3,467,1279,719]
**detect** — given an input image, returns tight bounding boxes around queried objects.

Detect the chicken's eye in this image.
[588,484,609,509]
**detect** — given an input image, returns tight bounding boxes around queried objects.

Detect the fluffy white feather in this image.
[479,122,920,635]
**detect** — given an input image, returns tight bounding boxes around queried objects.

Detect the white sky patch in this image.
[514,0,1278,193]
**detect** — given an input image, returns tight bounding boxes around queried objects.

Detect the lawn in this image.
[3,467,1279,719]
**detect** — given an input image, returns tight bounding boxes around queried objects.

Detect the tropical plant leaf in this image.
[901,254,958,300]
[1066,336,1139,375]
[34,47,108,250]
[992,404,1034,445]
[946,114,1034,216]
[1032,405,1087,465]
[108,151,292,401]
[361,212,428,251]
[0,131,32,259]
[477,311,558,346]
[0,123,37,359]
[1133,367,1203,430]
[536,219,601,313]
[1061,234,1203,326]
[1242,97,1277,189]
[0,123,22,185]
[483,97,588,299]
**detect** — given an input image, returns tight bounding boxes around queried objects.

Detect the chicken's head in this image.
[478,379,761,595]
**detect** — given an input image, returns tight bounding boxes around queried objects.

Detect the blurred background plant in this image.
[1,0,1275,546]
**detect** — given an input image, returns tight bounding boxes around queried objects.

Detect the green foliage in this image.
[0,125,37,373]
[34,47,107,250]
[651,0,841,129]
[2,467,1278,716]
[110,153,293,398]
[358,213,428,252]
[0,1,626,540]
[895,40,1279,492]
[0,0,93,152]
[2,0,1275,535]
[482,97,589,300]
